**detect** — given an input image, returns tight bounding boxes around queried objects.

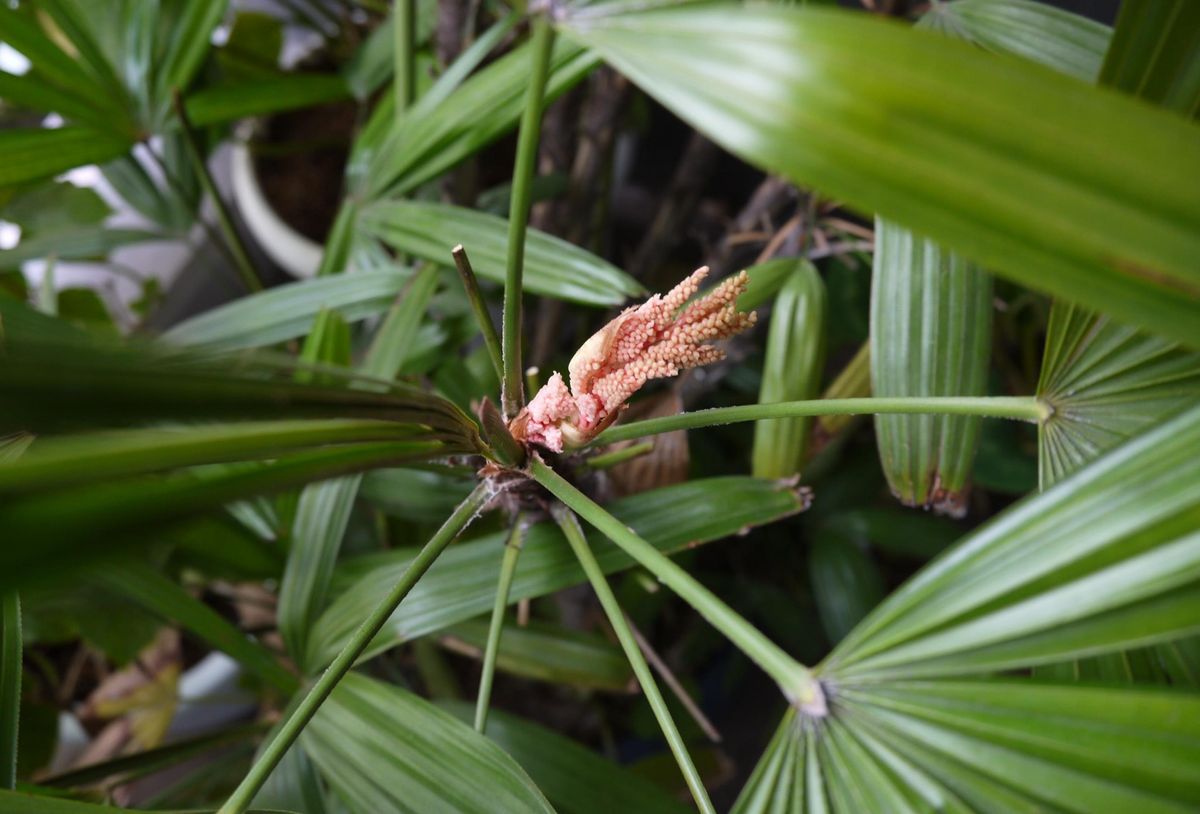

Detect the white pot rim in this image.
[230,129,324,280]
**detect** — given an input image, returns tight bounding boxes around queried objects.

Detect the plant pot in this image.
[230,102,357,279]
[230,125,324,279]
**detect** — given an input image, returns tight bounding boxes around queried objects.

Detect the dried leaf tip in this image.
[511,267,756,452]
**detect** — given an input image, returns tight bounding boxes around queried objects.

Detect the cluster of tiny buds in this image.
[510,267,756,452]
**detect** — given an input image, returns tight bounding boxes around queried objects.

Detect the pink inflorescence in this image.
[511,266,756,452]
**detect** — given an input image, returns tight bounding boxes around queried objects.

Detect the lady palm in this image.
[0,1,1196,813]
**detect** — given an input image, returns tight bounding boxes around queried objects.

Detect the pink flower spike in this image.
[510,267,756,452]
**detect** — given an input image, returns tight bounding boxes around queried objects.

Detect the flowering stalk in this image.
[511,267,756,451]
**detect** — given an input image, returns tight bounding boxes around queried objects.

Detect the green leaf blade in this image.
[751,260,826,478]
[184,73,351,127]
[359,200,644,306]
[310,476,809,666]
[825,403,1200,681]
[871,218,993,516]
[302,673,554,814]
[925,0,1109,81]
[0,128,131,187]
[564,6,1200,345]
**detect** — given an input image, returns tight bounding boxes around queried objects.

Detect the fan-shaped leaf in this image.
[0,789,291,813]
[184,74,350,127]
[823,403,1200,681]
[154,0,230,116]
[0,340,476,436]
[301,673,553,814]
[734,677,1200,813]
[0,419,428,494]
[1037,303,1200,488]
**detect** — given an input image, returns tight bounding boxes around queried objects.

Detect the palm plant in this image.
[0,0,1198,812]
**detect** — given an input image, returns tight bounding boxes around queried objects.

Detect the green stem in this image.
[501,15,555,418]
[316,200,359,277]
[394,0,416,119]
[390,0,416,268]
[474,516,526,733]
[218,482,492,814]
[452,245,504,382]
[552,506,715,814]
[531,460,822,708]
[583,441,655,471]
[171,91,263,293]
[595,396,1048,446]
[816,341,870,435]
[0,592,19,790]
